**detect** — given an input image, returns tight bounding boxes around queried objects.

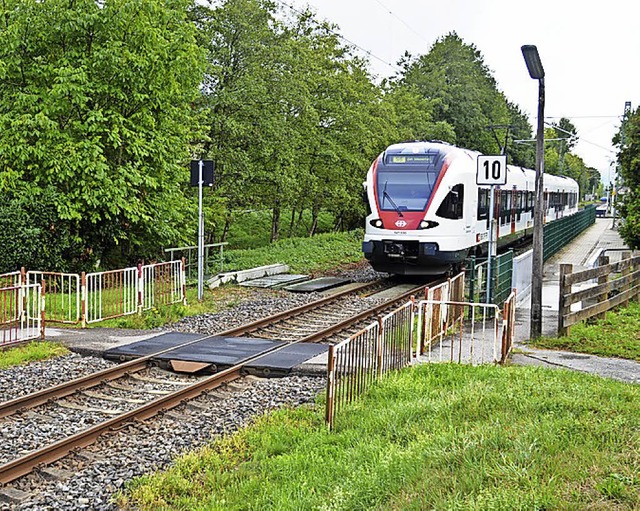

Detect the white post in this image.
[197,160,204,301]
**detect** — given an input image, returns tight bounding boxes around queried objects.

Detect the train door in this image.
[511,187,517,234]
[495,188,501,239]
[465,183,475,235]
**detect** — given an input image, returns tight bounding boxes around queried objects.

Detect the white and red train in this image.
[362,141,579,275]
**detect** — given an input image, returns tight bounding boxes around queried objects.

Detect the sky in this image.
[281,0,639,184]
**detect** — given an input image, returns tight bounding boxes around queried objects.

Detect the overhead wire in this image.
[371,0,432,46]
[546,122,617,154]
[273,0,403,74]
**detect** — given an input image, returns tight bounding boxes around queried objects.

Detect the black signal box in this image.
[190,160,215,187]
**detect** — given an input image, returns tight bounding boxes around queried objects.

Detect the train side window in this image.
[477,189,489,220]
[436,184,464,220]
[499,190,508,225]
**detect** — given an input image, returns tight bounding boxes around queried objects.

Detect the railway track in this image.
[0,277,433,488]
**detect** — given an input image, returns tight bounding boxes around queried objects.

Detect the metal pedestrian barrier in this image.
[85,267,139,324]
[325,301,414,430]
[0,280,44,348]
[2,260,186,330]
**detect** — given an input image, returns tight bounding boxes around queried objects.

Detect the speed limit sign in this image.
[477,155,507,185]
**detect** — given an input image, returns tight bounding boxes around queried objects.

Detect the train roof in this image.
[384,140,460,155]
[381,141,578,189]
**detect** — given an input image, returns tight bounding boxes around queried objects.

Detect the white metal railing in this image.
[0,271,21,289]
[0,283,43,347]
[416,299,501,364]
[85,267,138,324]
[325,277,516,430]
[27,271,80,324]
[165,242,228,279]
[326,301,413,430]
[140,260,185,310]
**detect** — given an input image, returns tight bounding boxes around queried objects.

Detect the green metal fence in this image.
[492,250,513,304]
[466,207,595,306]
[544,206,596,261]
[466,250,513,305]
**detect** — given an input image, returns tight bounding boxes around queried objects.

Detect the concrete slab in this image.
[207,264,290,289]
[238,274,309,288]
[284,277,350,293]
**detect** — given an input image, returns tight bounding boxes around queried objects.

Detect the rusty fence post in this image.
[409,296,416,360]
[181,257,187,306]
[501,298,509,364]
[558,263,572,337]
[80,272,86,328]
[376,316,384,377]
[325,344,336,431]
[634,256,640,301]
[137,263,144,315]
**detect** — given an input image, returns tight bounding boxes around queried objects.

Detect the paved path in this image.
[514,218,639,384]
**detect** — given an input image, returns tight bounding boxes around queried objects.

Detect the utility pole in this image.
[521,45,545,340]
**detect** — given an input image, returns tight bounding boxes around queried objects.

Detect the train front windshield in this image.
[376,152,444,212]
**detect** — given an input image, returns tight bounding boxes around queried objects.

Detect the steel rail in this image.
[0,367,243,484]
[302,281,435,343]
[0,279,428,484]
[0,280,380,419]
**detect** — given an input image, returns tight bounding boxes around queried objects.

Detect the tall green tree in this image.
[398,33,514,155]
[198,0,396,242]
[0,0,205,269]
[614,106,640,247]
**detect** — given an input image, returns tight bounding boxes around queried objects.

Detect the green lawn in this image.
[120,364,639,510]
[533,302,640,361]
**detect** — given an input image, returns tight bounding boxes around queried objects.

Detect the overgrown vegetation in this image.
[120,363,640,510]
[0,341,68,370]
[224,229,364,274]
[532,302,640,361]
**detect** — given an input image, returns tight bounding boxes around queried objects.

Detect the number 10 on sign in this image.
[477,155,507,185]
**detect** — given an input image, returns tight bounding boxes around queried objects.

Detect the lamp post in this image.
[521,45,545,339]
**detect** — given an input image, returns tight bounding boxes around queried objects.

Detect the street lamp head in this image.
[521,45,545,80]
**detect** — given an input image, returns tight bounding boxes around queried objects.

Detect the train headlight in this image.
[370,219,384,228]
[418,220,439,229]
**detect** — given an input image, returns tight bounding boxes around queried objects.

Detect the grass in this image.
[119,363,639,510]
[225,209,336,250]
[224,229,365,275]
[0,341,69,370]
[532,301,640,361]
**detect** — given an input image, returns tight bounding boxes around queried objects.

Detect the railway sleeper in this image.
[80,390,146,404]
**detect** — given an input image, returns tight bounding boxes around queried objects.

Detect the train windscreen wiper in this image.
[382,181,404,217]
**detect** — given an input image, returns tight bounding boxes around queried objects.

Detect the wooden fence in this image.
[558,252,640,335]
